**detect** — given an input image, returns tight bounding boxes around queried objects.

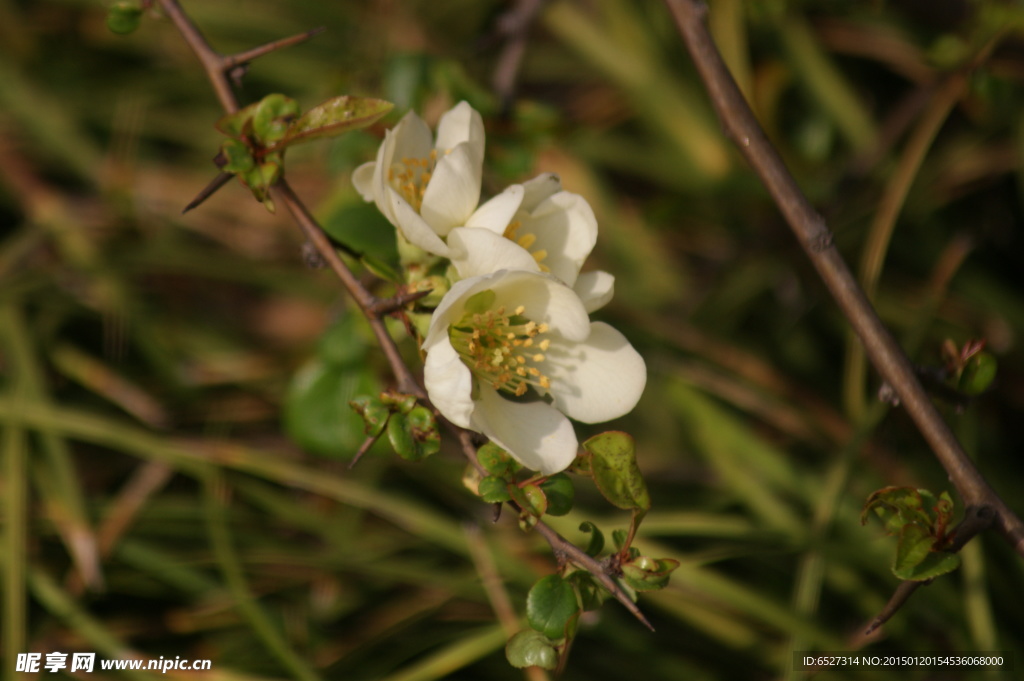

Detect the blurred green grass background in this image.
[2,1,1024,679]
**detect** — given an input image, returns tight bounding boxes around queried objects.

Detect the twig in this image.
[664,0,1024,557]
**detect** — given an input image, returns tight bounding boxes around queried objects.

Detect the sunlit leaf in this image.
[271,96,393,149]
[583,431,650,515]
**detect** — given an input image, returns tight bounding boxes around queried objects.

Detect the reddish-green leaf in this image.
[270,96,393,150]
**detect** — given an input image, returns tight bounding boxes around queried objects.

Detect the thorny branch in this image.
[154,0,651,631]
[664,0,1024,624]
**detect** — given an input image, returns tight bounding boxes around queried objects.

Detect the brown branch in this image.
[664,0,1024,557]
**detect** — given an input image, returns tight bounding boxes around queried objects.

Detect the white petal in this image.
[421,274,496,349]
[574,271,615,313]
[352,161,376,202]
[545,322,646,423]
[471,386,578,474]
[447,228,540,279]
[466,184,524,234]
[388,111,433,163]
[520,173,562,212]
[435,101,485,165]
[522,191,597,286]
[420,143,481,235]
[423,336,476,428]
[488,271,591,341]
[389,188,450,256]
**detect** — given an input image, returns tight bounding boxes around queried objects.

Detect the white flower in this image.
[422,269,646,474]
[446,173,616,312]
[352,101,486,255]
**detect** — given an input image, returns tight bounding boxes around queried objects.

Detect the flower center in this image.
[387,149,440,212]
[449,290,552,397]
[503,220,550,272]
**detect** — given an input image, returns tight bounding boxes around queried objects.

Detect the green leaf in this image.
[578,521,605,557]
[539,474,574,516]
[405,406,440,458]
[216,101,261,138]
[526,575,580,640]
[271,96,393,150]
[284,358,379,459]
[893,551,962,581]
[478,476,511,503]
[510,483,548,518]
[568,571,611,611]
[893,523,935,575]
[251,94,300,146]
[862,486,930,534]
[106,1,143,34]
[620,556,680,592]
[477,442,517,476]
[505,630,558,670]
[216,139,255,174]
[583,431,650,515]
[959,351,997,395]
[386,412,415,460]
[349,395,389,438]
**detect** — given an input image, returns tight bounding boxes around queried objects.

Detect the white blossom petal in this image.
[447,228,540,279]
[352,161,376,202]
[419,143,481,235]
[471,386,578,474]
[521,173,562,211]
[573,271,615,313]
[422,335,475,428]
[388,188,450,256]
[487,270,590,342]
[544,322,646,423]
[435,101,485,165]
[466,184,524,234]
[521,192,597,286]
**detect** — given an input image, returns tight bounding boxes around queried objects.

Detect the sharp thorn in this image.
[183,172,234,214]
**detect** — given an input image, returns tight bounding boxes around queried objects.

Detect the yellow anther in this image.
[538,339,551,351]
[532,249,548,264]
[517,233,537,249]
[514,305,525,315]
[532,354,545,362]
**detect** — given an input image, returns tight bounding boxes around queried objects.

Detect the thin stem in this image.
[664,0,1024,556]
[155,0,238,112]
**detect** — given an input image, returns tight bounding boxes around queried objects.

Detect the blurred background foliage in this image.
[2,0,1024,679]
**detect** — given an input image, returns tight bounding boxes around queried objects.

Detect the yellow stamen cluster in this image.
[386,150,440,212]
[503,220,549,272]
[449,303,553,397]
